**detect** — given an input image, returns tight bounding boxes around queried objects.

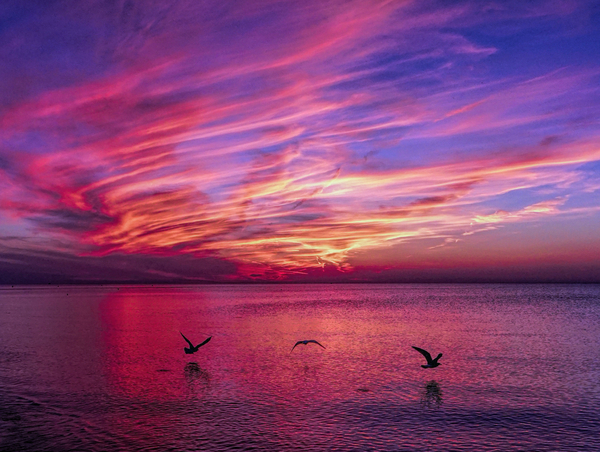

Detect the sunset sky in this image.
[1,0,599,283]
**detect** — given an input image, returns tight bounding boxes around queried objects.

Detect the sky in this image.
[0,0,599,283]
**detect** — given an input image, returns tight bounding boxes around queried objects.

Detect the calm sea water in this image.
[0,284,599,451]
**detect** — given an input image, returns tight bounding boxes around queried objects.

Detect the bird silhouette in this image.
[412,346,442,368]
[180,332,212,354]
[291,339,326,352]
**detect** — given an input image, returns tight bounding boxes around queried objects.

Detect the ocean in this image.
[1,284,599,451]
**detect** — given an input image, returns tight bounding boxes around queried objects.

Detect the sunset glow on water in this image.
[1,284,599,451]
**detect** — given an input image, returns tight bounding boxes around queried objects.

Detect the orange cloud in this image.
[1,0,599,281]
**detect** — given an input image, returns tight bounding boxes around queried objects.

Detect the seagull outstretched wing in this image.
[291,339,326,352]
[291,341,303,352]
[307,340,326,349]
[412,346,433,365]
[196,336,212,348]
[180,331,194,348]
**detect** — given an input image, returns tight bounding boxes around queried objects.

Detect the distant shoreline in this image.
[1,281,599,286]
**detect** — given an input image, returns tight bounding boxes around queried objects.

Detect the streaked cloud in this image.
[0,0,599,282]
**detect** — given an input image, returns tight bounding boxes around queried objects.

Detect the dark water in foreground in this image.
[0,284,599,451]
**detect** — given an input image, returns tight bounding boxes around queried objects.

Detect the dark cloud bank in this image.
[1,249,598,284]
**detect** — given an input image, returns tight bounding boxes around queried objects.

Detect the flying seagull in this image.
[291,340,326,352]
[180,332,212,354]
[412,346,442,368]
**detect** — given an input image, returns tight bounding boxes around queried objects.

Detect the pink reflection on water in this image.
[95,285,483,406]
[99,286,215,401]
[83,284,600,450]
[1,284,599,450]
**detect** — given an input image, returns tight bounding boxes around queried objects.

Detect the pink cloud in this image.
[1,0,599,281]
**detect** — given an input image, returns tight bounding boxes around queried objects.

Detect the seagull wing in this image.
[412,346,433,365]
[307,340,326,349]
[180,331,194,348]
[195,336,212,348]
[291,341,303,352]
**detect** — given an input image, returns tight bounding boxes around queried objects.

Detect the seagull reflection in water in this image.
[421,380,443,408]
[184,362,210,386]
